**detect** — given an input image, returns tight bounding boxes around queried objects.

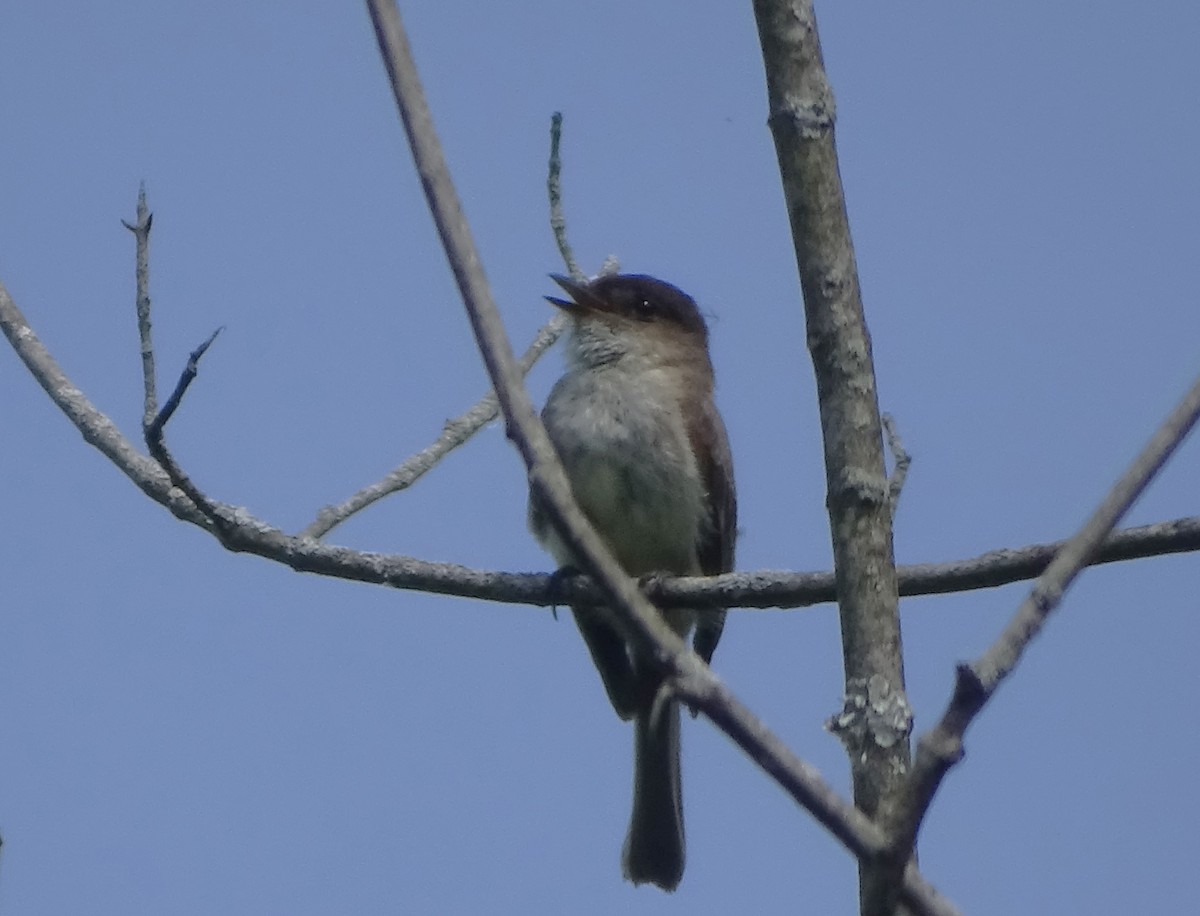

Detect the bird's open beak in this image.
[545,274,606,313]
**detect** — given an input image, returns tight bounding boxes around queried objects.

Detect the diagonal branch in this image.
[881,371,1200,873]
[364,0,687,655]
[365,1,954,912]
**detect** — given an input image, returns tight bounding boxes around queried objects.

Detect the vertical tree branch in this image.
[752,2,909,913]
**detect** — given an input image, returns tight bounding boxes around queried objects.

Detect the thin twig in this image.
[145,327,223,441]
[144,328,230,535]
[300,314,565,539]
[122,185,229,539]
[0,279,212,527]
[882,371,1200,872]
[121,183,157,427]
[547,111,583,280]
[301,111,582,539]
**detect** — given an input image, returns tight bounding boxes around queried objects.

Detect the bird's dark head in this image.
[546,273,709,342]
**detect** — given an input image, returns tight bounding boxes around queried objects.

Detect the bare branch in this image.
[651,515,1200,608]
[671,668,961,916]
[883,372,1200,872]
[894,514,1200,599]
[1,273,1196,612]
[115,192,229,536]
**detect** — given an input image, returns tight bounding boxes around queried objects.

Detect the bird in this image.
[528,272,736,891]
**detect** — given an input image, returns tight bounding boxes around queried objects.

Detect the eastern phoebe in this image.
[528,273,737,891]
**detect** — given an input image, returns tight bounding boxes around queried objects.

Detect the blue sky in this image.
[3,3,1198,914]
